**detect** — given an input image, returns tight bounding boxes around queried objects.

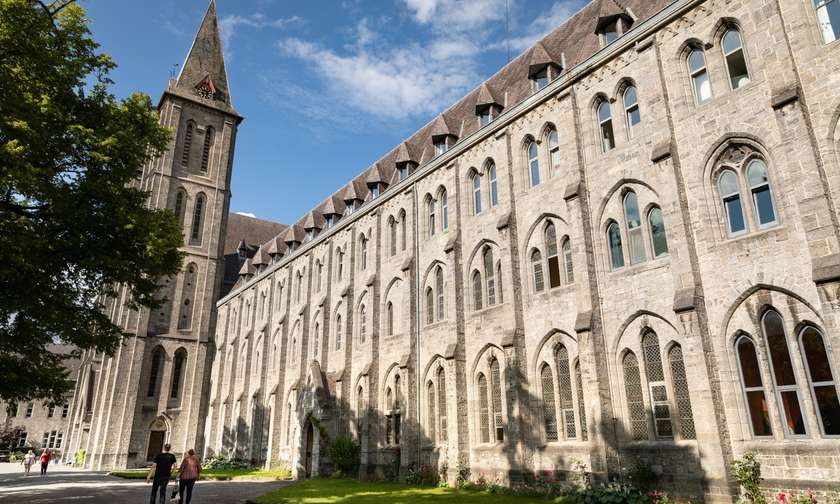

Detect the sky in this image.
[80,0,587,225]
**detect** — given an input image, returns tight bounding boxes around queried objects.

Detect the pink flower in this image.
[777,492,787,502]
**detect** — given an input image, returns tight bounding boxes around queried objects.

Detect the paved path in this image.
[0,463,291,503]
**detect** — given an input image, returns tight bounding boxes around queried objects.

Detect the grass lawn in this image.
[109,468,291,481]
[253,479,563,503]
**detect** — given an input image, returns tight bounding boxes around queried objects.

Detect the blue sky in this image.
[81,0,586,225]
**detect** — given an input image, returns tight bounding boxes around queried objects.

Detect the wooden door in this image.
[146,431,164,461]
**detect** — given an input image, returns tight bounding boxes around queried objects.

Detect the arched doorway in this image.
[304,421,314,477]
[146,417,168,461]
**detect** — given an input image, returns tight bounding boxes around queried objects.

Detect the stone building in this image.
[64,0,840,501]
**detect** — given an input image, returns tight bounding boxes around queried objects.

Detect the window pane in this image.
[763,312,796,386]
[688,49,706,73]
[693,70,712,103]
[747,160,769,186]
[473,175,482,214]
[489,165,498,207]
[601,121,615,151]
[814,386,840,435]
[627,106,641,128]
[529,142,540,186]
[649,208,669,257]
[563,239,574,283]
[541,365,558,441]
[746,390,773,436]
[725,197,746,234]
[738,338,763,388]
[726,49,750,89]
[779,390,807,435]
[608,223,624,269]
[802,328,834,382]
[719,170,740,195]
[623,86,637,109]
[548,129,558,148]
[816,1,840,43]
[598,101,611,122]
[623,353,648,440]
[753,187,776,226]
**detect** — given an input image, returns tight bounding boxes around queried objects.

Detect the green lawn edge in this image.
[109,468,292,481]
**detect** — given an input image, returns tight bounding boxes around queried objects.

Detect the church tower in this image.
[64,1,240,469]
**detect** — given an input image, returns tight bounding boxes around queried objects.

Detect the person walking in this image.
[38,449,51,477]
[23,450,35,476]
[146,444,176,504]
[177,449,201,504]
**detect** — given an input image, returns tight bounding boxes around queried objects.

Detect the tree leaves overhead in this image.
[0,0,184,404]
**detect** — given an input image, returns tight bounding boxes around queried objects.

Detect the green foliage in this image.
[564,482,652,504]
[202,454,250,470]
[0,0,182,404]
[329,436,360,474]
[0,425,27,450]
[732,453,765,504]
[570,458,590,488]
[10,451,25,462]
[455,462,470,488]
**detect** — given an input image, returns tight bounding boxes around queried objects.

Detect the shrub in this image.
[405,465,422,485]
[455,462,470,488]
[329,436,360,474]
[202,454,249,470]
[732,453,765,504]
[564,482,651,504]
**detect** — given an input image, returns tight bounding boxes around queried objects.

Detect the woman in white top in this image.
[23,450,35,476]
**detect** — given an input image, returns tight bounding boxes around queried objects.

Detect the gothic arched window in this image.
[540,363,558,442]
[607,221,624,270]
[642,331,672,438]
[201,126,214,173]
[335,314,342,350]
[799,326,840,435]
[624,86,641,138]
[484,248,496,306]
[427,382,436,441]
[545,222,561,288]
[490,358,504,442]
[359,305,367,343]
[438,367,448,441]
[472,270,483,310]
[624,191,646,265]
[174,189,187,225]
[427,196,436,237]
[597,100,615,152]
[688,48,712,104]
[473,172,483,215]
[488,162,499,207]
[425,287,434,325]
[170,349,187,400]
[547,127,560,175]
[668,344,696,439]
[147,348,164,397]
[761,310,807,436]
[719,169,746,235]
[386,302,394,336]
[556,344,576,439]
[722,28,750,90]
[181,121,194,166]
[736,335,773,436]
[531,249,544,292]
[435,267,444,321]
[623,351,647,440]
[528,140,540,187]
[190,193,205,245]
[440,188,449,231]
[648,207,669,257]
[562,237,574,283]
[477,373,490,443]
[747,159,776,227]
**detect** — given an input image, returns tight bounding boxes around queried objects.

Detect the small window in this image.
[815,0,840,43]
[434,138,448,156]
[472,271,483,310]
[737,336,773,436]
[722,29,750,89]
[488,163,499,207]
[562,237,574,283]
[746,159,776,227]
[545,223,561,288]
[426,287,434,325]
[623,191,646,264]
[603,20,619,45]
[623,86,641,138]
[547,128,560,176]
[528,141,540,187]
[427,197,436,237]
[648,207,669,257]
[688,48,712,104]
[597,101,615,152]
[719,170,746,235]
[435,267,444,321]
[440,190,448,231]
[531,249,544,292]
[473,173,483,215]
[607,222,624,270]
[799,326,840,435]
[533,67,549,91]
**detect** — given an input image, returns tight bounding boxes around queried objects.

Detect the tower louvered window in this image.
[668,344,696,439]
[438,367,448,441]
[556,345,576,439]
[623,352,647,440]
[540,364,558,441]
[201,126,214,173]
[174,189,186,225]
[490,358,504,442]
[477,373,490,443]
[148,348,163,397]
[642,331,672,438]
[190,194,204,244]
[170,349,186,400]
[575,360,588,440]
[182,121,194,166]
[427,382,436,442]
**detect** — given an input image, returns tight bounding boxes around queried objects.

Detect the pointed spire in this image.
[173,1,237,114]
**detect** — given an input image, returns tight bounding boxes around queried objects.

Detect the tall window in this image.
[201,126,214,173]
[484,248,496,305]
[669,344,696,439]
[799,326,840,435]
[623,352,647,440]
[648,208,669,257]
[335,314,342,350]
[400,210,407,250]
[489,163,499,207]
[547,128,560,176]
[295,271,302,303]
[598,101,615,152]
[556,345,576,439]
[389,217,397,257]
[386,302,394,336]
[531,249,544,292]
[642,332,672,438]
[190,194,205,244]
[336,249,344,280]
[426,287,434,325]
[440,189,449,231]
[528,141,540,187]
[181,121,194,166]
[435,267,444,321]
[688,48,712,104]
[360,235,368,270]
[545,223,561,288]
[472,271,483,310]
[316,261,323,292]
[473,173,483,214]
[438,367,448,441]
[359,305,367,343]
[575,361,587,440]
[719,170,746,235]
[478,373,490,443]
[427,197,436,237]
[170,350,186,400]
[623,86,641,138]
[761,310,807,436]
[747,159,776,227]
[147,348,163,397]
[815,0,840,43]
[562,237,574,283]
[607,221,624,270]
[490,358,504,441]
[313,322,320,356]
[427,382,436,441]
[736,336,773,436]
[174,189,186,225]
[722,29,750,89]
[624,191,646,264]
[540,364,558,441]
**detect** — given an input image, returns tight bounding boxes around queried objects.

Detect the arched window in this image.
[540,364,558,441]
[623,352,647,440]
[357,386,366,436]
[295,271,303,303]
[427,382,436,441]
[495,261,504,304]
[477,373,490,443]
[488,163,499,207]
[799,327,840,435]
[747,159,776,227]
[389,217,397,257]
[427,197,436,237]
[425,287,434,325]
[490,358,504,441]
[531,249,544,292]
[719,170,746,235]
[473,172,483,214]
[147,348,164,397]
[386,302,394,336]
[313,322,320,356]
[815,0,840,43]
[190,193,205,244]
[597,101,615,152]
[472,271,483,310]
[624,191,646,264]
[174,189,187,225]
[484,248,496,305]
[623,86,641,138]
[170,349,186,400]
[528,140,540,187]
[545,223,561,288]
[360,235,368,270]
[668,344,696,439]
[556,345,576,439]
[359,305,367,343]
[547,127,560,176]
[722,29,750,90]
[276,282,284,311]
[574,360,588,440]
[562,237,574,283]
[440,189,448,231]
[335,314,342,350]
[315,261,323,292]
[761,310,807,436]
[399,210,407,251]
[438,367,448,441]
[201,126,214,173]
[688,48,712,104]
[642,332,672,438]
[607,222,624,270]
[435,267,444,321]
[648,207,669,257]
[336,249,344,280]
[736,335,773,436]
[181,121,194,166]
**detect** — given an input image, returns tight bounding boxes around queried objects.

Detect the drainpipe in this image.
[412,180,422,468]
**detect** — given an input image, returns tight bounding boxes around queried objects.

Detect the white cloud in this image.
[219,13,304,52]
[402,0,507,32]
[235,212,257,218]
[501,0,587,53]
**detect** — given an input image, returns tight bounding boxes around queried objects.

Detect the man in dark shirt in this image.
[146,444,177,504]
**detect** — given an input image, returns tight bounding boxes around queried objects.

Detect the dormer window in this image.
[396,161,417,181]
[532,67,550,91]
[345,200,360,215]
[288,242,299,252]
[603,20,619,45]
[435,138,448,156]
[306,229,318,242]
[477,104,501,128]
[370,184,382,199]
[325,215,335,229]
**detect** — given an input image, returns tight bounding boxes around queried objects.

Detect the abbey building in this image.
[50,0,840,501]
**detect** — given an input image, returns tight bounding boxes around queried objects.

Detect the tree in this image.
[0,1,184,404]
